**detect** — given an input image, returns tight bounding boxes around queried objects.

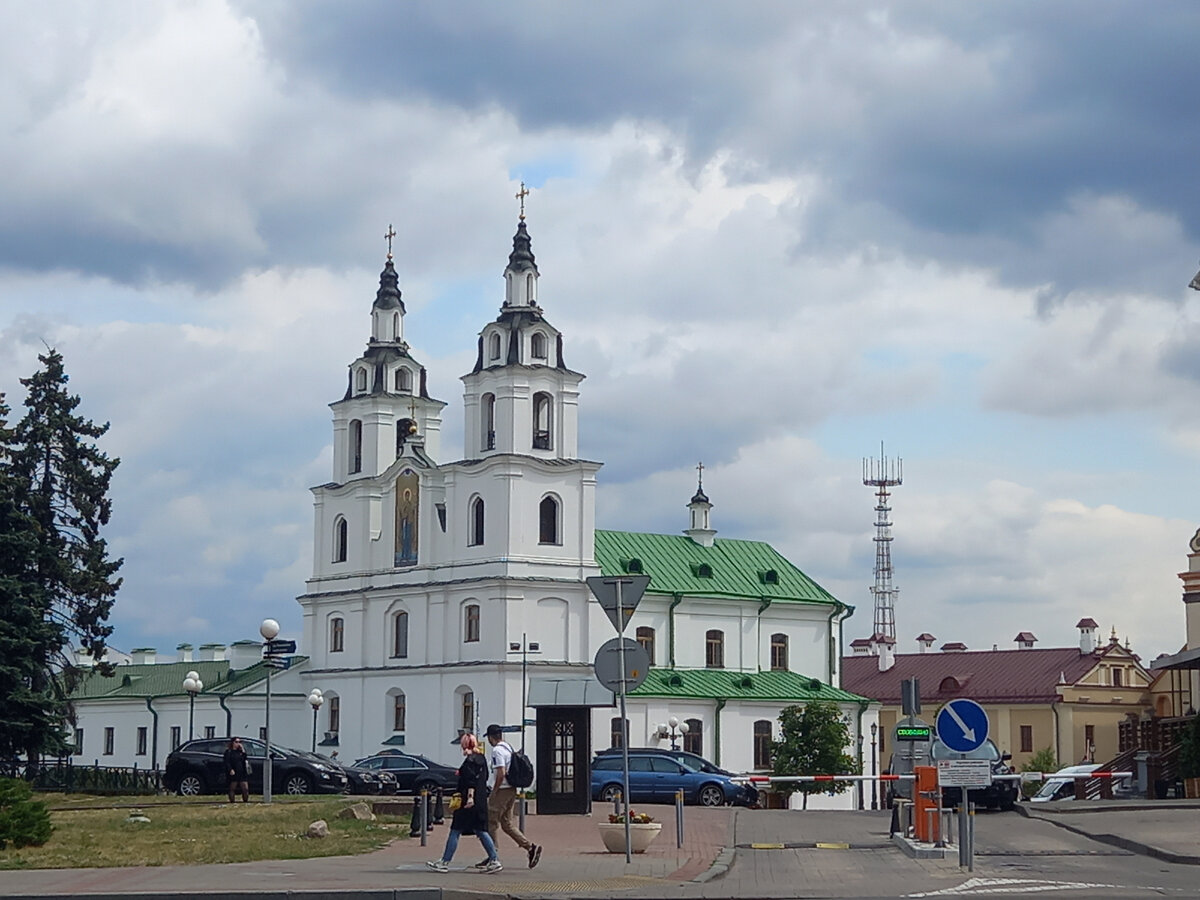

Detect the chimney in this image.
[940,642,967,653]
[850,638,872,656]
[130,647,156,665]
[176,643,193,663]
[916,633,936,653]
[228,640,261,670]
[198,643,226,662]
[877,637,896,672]
[1014,631,1037,650]
[1076,618,1098,654]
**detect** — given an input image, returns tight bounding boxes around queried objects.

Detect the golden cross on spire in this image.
[515,182,530,220]
[384,224,396,260]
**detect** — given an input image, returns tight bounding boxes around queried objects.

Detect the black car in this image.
[593,747,758,807]
[164,737,349,796]
[310,753,396,795]
[353,751,459,794]
[933,738,1019,812]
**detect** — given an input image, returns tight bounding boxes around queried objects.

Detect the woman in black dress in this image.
[427,733,501,872]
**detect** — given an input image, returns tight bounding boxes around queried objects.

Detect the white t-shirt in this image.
[489,740,514,787]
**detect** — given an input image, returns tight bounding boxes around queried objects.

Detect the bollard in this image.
[432,788,445,825]
[613,789,622,816]
[888,800,901,837]
[675,789,684,848]
[425,790,434,832]
[410,793,425,839]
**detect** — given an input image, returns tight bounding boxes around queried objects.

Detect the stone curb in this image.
[1017,804,1200,866]
[889,834,947,859]
[693,846,735,882]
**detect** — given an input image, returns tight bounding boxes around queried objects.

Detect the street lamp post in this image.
[856,733,865,810]
[183,671,203,741]
[308,689,324,753]
[506,634,540,750]
[655,716,690,751]
[870,723,878,811]
[260,618,280,804]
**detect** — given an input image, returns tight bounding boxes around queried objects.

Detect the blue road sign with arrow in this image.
[935,698,989,753]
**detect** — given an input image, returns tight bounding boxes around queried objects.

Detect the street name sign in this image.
[594,637,650,693]
[935,698,989,753]
[937,759,992,788]
[586,575,650,634]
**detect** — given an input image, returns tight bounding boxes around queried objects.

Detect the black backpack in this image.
[505,744,535,788]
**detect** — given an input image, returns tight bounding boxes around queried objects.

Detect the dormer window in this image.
[531,332,547,359]
[356,368,368,393]
[395,368,412,392]
[489,333,502,361]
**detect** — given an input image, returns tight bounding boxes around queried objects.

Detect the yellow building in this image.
[842,620,1152,770]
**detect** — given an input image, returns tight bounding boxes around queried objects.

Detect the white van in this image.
[1030,764,1132,802]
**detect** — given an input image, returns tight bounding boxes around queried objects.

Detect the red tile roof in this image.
[915,633,936,642]
[1076,618,1099,629]
[842,646,1104,704]
[1014,631,1037,642]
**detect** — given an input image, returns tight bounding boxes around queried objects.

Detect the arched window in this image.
[333,517,348,563]
[532,392,552,450]
[939,676,960,693]
[349,420,363,474]
[539,495,560,544]
[393,692,406,731]
[636,626,656,666]
[460,689,475,732]
[489,332,502,361]
[355,368,368,392]
[753,720,773,769]
[531,332,547,359]
[395,368,411,392]
[392,312,400,341]
[684,718,702,755]
[706,630,724,669]
[770,633,788,671]
[330,617,344,653]
[526,273,534,302]
[610,717,630,749]
[469,496,485,546]
[482,393,496,450]
[464,604,480,643]
[328,695,341,734]
[392,611,409,658]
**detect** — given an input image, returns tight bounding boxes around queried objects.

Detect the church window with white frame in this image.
[539,495,560,544]
[753,720,772,769]
[391,611,408,658]
[395,367,411,392]
[349,420,363,474]
[636,626,655,665]
[356,368,368,392]
[770,633,788,671]
[330,617,345,653]
[460,689,475,732]
[482,394,495,450]
[464,604,480,643]
[489,332,502,361]
[328,695,340,734]
[333,517,348,563]
[469,496,485,546]
[393,692,406,731]
[532,392,552,450]
[531,331,547,359]
[684,718,702,755]
[706,630,724,668]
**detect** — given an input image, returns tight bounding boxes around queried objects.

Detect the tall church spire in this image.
[503,219,540,308]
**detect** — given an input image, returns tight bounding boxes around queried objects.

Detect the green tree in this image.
[8,350,122,774]
[1019,746,1061,798]
[771,701,859,809]
[0,777,53,849]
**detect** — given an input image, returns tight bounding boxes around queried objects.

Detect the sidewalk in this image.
[1019,799,1200,865]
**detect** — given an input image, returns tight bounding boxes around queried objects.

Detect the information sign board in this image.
[937,759,992,788]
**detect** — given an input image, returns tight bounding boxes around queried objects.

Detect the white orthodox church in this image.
[67,211,874,811]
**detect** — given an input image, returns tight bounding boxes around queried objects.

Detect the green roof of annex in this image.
[629,667,867,703]
[69,658,307,700]
[594,529,841,606]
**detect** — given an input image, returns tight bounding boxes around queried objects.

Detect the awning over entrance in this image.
[527,677,614,708]
[1149,646,1200,671]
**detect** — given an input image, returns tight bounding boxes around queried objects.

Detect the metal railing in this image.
[13,760,165,795]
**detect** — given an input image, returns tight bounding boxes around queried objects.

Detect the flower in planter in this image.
[608,809,655,824]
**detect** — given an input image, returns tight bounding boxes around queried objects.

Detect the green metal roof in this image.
[594,530,840,605]
[629,667,869,704]
[69,658,307,700]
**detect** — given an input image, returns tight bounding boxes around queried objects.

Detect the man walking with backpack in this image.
[482,723,542,869]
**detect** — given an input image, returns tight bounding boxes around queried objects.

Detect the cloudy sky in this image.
[3,1,1200,664]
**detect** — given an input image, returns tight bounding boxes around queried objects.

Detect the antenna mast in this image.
[863,443,902,643]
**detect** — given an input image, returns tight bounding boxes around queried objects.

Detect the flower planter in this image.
[597,821,662,853]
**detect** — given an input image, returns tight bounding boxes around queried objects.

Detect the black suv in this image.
[353,751,459,794]
[164,738,349,796]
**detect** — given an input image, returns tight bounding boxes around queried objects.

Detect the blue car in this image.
[591,752,751,806]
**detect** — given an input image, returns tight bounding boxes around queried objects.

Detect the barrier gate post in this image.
[913,766,938,843]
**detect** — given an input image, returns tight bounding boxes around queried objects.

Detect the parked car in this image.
[590,752,754,807]
[932,738,1019,811]
[353,752,459,794]
[594,746,735,776]
[164,737,349,796]
[309,752,396,795]
[1029,764,1134,802]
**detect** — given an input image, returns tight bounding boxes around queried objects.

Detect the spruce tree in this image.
[10,350,122,774]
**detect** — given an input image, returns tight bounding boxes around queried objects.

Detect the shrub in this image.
[1019,746,1062,798]
[1178,716,1200,780]
[0,778,53,849]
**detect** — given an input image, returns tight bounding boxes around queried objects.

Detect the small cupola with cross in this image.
[504,183,540,309]
[371,224,407,345]
[684,462,717,547]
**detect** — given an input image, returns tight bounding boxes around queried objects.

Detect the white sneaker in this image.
[425,859,449,872]
[484,859,503,873]
[473,858,491,869]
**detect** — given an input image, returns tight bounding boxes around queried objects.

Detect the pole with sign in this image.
[586,574,649,864]
[935,698,989,870]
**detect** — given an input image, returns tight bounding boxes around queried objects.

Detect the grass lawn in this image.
[0,795,412,869]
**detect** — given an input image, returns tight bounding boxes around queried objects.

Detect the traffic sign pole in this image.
[617,578,632,863]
